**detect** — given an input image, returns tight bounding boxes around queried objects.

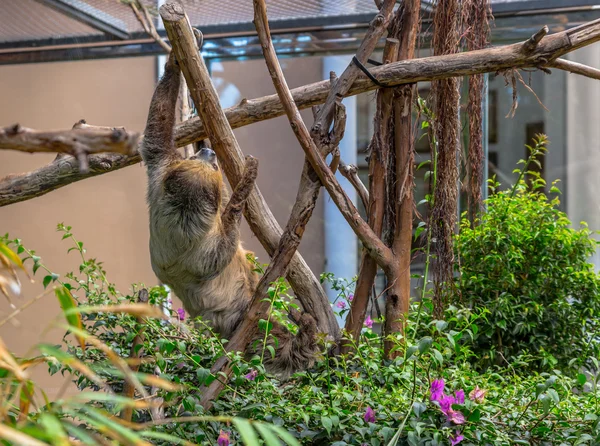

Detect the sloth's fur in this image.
[140,55,318,377]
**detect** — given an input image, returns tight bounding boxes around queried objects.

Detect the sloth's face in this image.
[191,147,219,171]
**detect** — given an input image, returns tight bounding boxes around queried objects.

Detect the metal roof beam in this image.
[34,0,129,40]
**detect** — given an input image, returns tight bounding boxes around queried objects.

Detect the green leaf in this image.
[233,418,260,446]
[55,286,85,351]
[254,423,282,446]
[577,373,587,386]
[417,337,432,354]
[269,425,301,446]
[468,408,481,422]
[321,415,333,434]
[38,413,69,444]
[412,402,426,417]
[43,275,52,289]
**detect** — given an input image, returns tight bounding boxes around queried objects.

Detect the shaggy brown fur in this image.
[140,55,317,378]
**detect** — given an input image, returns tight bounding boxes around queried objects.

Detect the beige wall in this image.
[214,56,326,273]
[0,54,325,396]
[0,56,156,395]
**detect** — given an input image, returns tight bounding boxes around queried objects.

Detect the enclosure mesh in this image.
[0,0,380,45]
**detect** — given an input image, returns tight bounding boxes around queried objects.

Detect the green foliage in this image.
[455,135,600,371]
[2,211,600,445]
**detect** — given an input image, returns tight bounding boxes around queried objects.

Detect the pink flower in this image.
[217,430,230,446]
[364,406,376,423]
[469,386,487,403]
[176,308,186,321]
[450,431,464,445]
[348,294,354,302]
[336,300,347,309]
[364,315,374,329]
[430,379,445,401]
[446,409,466,425]
[455,389,465,405]
[439,394,456,413]
[245,369,258,381]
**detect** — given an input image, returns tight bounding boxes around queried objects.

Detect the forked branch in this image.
[3,20,600,205]
[253,0,394,271]
[0,121,140,173]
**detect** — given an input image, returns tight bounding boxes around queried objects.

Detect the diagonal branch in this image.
[338,161,369,210]
[312,0,396,137]
[159,2,338,339]
[253,0,394,271]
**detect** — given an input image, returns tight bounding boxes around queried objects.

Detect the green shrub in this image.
[3,214,600,445]
[455,137,600,371]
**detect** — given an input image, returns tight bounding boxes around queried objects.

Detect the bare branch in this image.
[253,0,394,270]
[338,161,369,210]
[0,122,140,162]
[312,0,396,137]
[129,0,171,53]
[549,57,600,81]
[522,25,549,53]
[4,18,600,206]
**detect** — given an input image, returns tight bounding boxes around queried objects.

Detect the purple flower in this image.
[336,300,347,309]
[469,386,487,403]
[455,389,465,405]
[364,315,374,329]
[450,431,465,445]
[364,406,376,423]
[446,409,466,425]
[217,430,230,446]
[430,379,445,402]
[348,294,354,302]
[245,369,258,381]
[176,308,186,321]
[439,394,456,413]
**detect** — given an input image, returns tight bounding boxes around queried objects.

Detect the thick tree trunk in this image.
[383,0,421,358]
[343,38,399,353]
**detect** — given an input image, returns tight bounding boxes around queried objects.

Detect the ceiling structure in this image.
[0,0,599,65]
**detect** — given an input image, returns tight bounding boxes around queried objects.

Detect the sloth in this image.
[140,53,317,377]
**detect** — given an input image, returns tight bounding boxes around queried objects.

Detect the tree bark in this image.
[343,38,399,353]
[159,2,338,339]
[3,19,600,206]
[383,0,421,358]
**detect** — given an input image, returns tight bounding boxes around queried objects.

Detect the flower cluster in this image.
[217,430,230,446]
[429,379,485,445]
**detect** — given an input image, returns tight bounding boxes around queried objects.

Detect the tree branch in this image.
[0,122,140,173]
[253,0,394,271]
[338,161,369,210]
[311,0,396,137]
[548,57,600,81]
[159,2,338,340]
[3,20,600,206]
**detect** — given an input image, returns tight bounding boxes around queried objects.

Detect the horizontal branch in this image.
[0,122,140,157]
[176,18,600,146]
[549,57,600,81]
[2,18,600,206]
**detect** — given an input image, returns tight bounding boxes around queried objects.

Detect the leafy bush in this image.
[455,136,600,371]
[1,217,599,445]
